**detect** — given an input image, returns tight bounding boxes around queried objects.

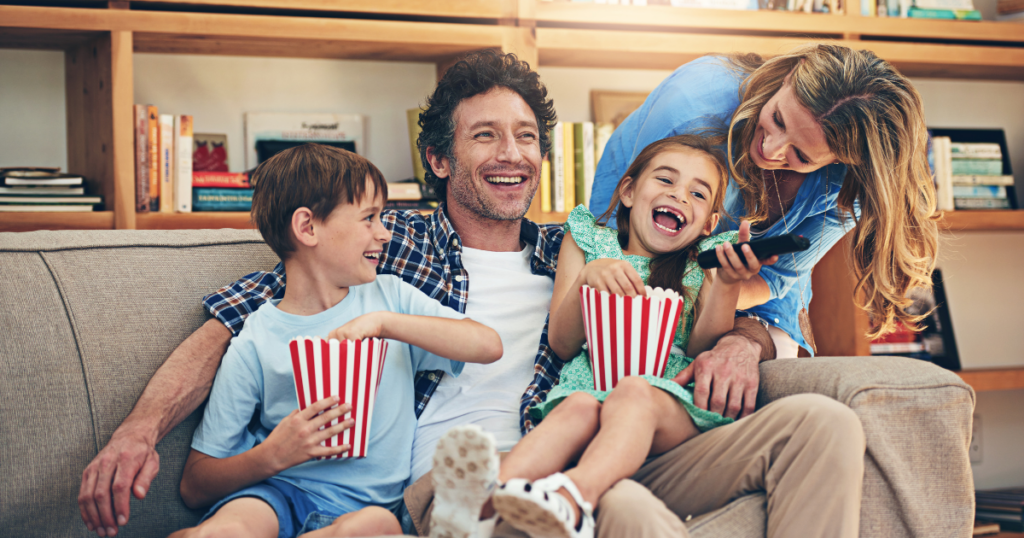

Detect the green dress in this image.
[530,205,739,432]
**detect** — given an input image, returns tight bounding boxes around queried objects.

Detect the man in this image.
[79,51,859,538]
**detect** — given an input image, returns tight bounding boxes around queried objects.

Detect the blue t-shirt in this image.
[590,56,858,353]
[191,275,465,514]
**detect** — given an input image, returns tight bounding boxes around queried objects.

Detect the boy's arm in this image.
[329,313,502,365]
[180,397,353,509]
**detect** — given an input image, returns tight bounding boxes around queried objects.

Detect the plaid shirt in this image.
[203,202,565,433]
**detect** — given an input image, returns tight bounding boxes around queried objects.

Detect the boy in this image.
[171,144,502,538]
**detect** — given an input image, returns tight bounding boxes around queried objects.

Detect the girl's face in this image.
[620,148,722,258]
[749,80,837,174]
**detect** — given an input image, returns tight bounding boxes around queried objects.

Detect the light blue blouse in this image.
[589,56,858,354]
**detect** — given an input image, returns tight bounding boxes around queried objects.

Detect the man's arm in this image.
[78,319,231,537]
[672,316,776,421]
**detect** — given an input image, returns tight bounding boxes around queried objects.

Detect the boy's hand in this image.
[579,259,647,297]
[329,312,389,342]
[713,220,777,286]
[260,396,353,472]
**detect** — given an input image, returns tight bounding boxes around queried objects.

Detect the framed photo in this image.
[591,90,649,128]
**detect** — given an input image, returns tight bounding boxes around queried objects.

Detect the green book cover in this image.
[950,159,1003,176]
[907,6,982,19]
[574,123,586,208]
[407,108,426,184]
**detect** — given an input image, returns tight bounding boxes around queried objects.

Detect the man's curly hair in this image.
[417,50,557,200]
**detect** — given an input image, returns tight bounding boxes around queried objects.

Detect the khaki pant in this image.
[405,393,865,538]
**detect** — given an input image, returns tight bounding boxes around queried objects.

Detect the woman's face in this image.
[749,80,838,174]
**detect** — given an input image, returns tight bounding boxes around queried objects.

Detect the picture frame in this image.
[591,90,649,128]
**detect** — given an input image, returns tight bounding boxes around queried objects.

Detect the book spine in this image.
[147,105,160,211]
[175,115,194,213]
[934,137,954,212]
[871,342,925,354]
[954,197,1011,209]
[951,159,1003,176]
[582,122,595,210]
[406,108,426,184]
[951,174,1015,186]
[192,171,251,189]
[950,143,1002,160]
[573,122,585,209]
[134,104,150,213]
[540,156,552,213]
[159,114,175,213]
[951,185,1007,198]
[552,125,565,213]
[563,122,575,210]
[192,188,253,211]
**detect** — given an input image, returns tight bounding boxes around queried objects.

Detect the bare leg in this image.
[565,377,700,509]
[300,506,401,538]
[498,392,602,484]
[167,497,278,538]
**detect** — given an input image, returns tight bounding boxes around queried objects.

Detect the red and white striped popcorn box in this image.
[579,284,684,392]
[289,336,388,460]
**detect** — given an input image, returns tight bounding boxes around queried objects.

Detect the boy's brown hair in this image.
[250,143,388,260]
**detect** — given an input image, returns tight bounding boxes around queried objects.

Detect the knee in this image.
[188,521,249,538]
[555,392,601,424]
[596,479,685,533]
[330,506,401,537]
[603,376,656,412]
[777,393,866,456]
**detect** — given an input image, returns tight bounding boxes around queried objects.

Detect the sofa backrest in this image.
[0,229,279,538]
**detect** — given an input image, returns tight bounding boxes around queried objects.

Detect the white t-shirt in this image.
[411,245,554,481]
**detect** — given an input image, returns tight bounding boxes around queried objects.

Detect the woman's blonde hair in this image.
[724,43,939,338]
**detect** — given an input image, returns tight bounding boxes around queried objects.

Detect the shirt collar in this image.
[427,202,558,272]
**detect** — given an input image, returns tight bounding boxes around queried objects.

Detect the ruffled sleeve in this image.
[564,204,601,253]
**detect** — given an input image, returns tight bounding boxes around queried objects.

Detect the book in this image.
[384,200,439,211]
[954,197,1012,209]
[0,195,101,204]
[244,112,364,170]
[907,6,982,17]
[192,171,251,189]
[0,186,84,195]
[932,136,954,212]
[387,181,436,202]
[951,159,1004,176]
[552,124,565,213]
[952,185,1007,198]
[563,122,576,210]
[580,122,596,210]
[871,341,926,354]
[540,155,552,213]
[192,187,253,211]
[134,104,149,213]
[914,0,976,9]
[174,115,194,213]
[159,114,175,213]
[973,520,1001,536]
[2,172,84,187]
[951,142,1002,160]
[0,204,93,212]
[193,133,229,172]
[407,108,426,184]
[952,175,1015,186]
[574,123,586,209]
[146,105,160,211]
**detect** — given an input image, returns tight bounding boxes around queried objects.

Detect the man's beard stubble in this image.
[446,157,538,221]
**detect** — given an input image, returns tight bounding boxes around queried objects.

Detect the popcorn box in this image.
[579,285,684,391]
[289,337,388,459]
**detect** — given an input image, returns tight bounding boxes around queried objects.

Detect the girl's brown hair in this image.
[597,134,729,307]
[723,43,939,338]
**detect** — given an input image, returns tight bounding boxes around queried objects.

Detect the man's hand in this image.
[672,332,763,420]
[78,428,159,537]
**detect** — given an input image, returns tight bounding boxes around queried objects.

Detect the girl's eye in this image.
[692,191,707,200]
[657,176,672,184]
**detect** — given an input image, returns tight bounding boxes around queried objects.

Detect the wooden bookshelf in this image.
[957,367,1024,392]
[135,212,255,230]
[0,212,115,233]
[127,0,515,20]
[940,210,1024,232]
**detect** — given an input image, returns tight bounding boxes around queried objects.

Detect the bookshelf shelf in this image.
[135,212,255,230]
[0,212,115,233]
[128,0,514,20]
[940,210,1024,232]
[957,367,1024,392]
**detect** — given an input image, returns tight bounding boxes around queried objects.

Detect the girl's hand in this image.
[260,396,353,472]
[579,258,647,297]
[328,312,389,341]
[714,220,777,286]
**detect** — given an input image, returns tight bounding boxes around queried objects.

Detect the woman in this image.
[590,43,940,357]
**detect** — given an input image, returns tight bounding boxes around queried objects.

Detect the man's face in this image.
[437,87,542,221]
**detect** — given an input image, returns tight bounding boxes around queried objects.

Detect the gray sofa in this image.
[0,229,976,538]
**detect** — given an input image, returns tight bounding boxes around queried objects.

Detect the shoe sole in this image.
[429,425,499,538]
[492,489,573,538]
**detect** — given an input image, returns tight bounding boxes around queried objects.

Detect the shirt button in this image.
[453,239,459,247]
[774,318,780,323]
[455,275,465,282]
[428,373,437,381]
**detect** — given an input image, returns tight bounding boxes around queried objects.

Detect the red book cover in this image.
[192,171,251,189]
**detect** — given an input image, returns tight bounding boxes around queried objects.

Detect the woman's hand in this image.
[328,312,389,341]
[578,258,647,297]
[259,396,353,473]
[713,220,777,286]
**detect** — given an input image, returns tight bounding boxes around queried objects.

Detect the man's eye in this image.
[521,132,537,140]
[475,132,494,139]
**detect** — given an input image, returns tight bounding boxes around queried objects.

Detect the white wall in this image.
[1,48,1021,489]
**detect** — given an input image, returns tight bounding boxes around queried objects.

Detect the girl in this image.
[490,135,770,538]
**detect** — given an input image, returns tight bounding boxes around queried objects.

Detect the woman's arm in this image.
[328,313,502,365]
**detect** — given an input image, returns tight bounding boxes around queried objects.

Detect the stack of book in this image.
[932,137,1016,211]
[542,121,615,214]
[134,104,193,213]
[976,487,1024,532]
[869,268,960,371]
[384,181,438,211]
[192,171,253,212]
[0,168,102,212]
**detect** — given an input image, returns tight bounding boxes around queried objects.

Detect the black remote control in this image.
[697,234,811,269]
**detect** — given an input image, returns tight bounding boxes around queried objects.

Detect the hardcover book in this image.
[174,115,194,213]
[193,133,229,172]
[147,105,160,211]
[134,104,149,213]
[159,114,175,213]
[244,112,364,170]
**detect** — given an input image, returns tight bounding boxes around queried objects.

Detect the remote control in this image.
[697,234,811,269]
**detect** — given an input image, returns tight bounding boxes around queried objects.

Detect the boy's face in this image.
[315,177,391,287]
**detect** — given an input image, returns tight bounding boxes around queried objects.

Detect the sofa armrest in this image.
[756,356,975,538]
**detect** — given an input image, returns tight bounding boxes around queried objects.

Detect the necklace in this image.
[768,168,829,354]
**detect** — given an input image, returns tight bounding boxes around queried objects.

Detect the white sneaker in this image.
[429,425,500,538]
[491,473,594,538]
